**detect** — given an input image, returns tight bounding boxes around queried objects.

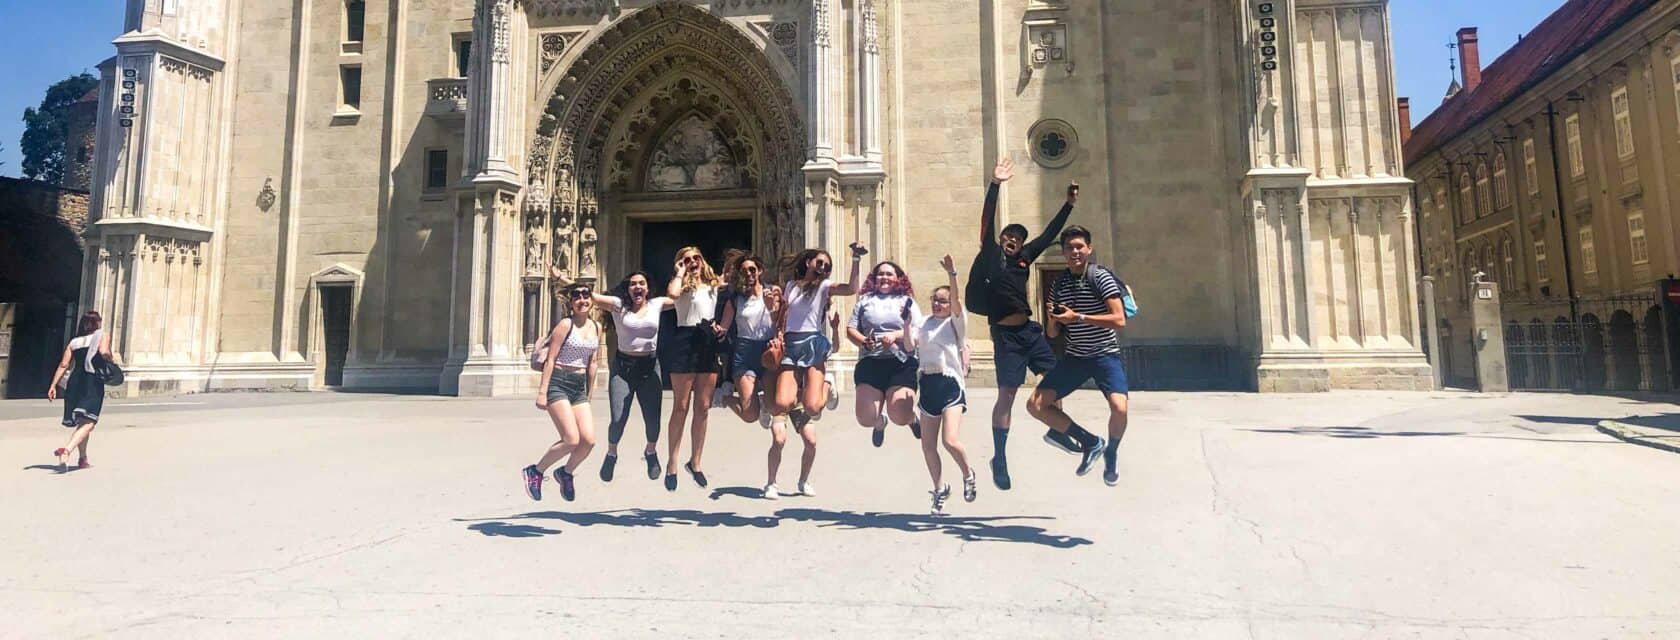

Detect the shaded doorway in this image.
[319,286,352,387]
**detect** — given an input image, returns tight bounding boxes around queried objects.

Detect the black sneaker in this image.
[990,456,1012,491]
[555,467,577,501]
[685,461,709,488]
[599,453,617,483]
[664,473,678,491]
[1103,448,1119,486]
[1043,429,1080,455]
[522,465,543,501]
[909,421,922,440]
[644,451,661,480]
[1076,438,1106,476]
[872,427,885,448]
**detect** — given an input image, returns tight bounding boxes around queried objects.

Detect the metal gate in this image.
[1503,295,1671,392]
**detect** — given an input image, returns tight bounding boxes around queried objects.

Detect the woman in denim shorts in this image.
[522,284,601,503]
[763,244,865,497]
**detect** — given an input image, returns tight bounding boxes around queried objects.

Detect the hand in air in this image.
[992,157,1014,184]
[549,265,574,284]
[939,254,955,274]
[849,242,869,257]
[1066,181,1080,205]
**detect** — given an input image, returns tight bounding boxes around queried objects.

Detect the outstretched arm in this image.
[1022,182,1078,262]
[830,246,865,297]
[979,158,1013,251]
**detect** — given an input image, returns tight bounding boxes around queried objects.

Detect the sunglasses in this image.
[743,265,761,273]
[568,289,593,300]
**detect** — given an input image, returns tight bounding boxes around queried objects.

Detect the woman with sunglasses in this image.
[764,244,864,497]
[903,255,977,514]
[662,246,724,491]
[717,255,776,427]
[522,283,601,502]
[848,260,924,448]
[553,267,675,483]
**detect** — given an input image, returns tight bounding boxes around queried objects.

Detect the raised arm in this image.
[941,255,966,342]
[830,245,865,297]
[979,158,1013,250]
[1022,181,1078,261]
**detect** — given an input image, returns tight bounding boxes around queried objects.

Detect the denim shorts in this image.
[731,338,770,380]
[546,370,591,405]
[780,331,831,369]
[1039,353,1129,399]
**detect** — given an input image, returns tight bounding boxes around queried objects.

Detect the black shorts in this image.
[666,325,722,374]
[855,356,919,391]
[990,322,1058,388]
[917,373,967,418]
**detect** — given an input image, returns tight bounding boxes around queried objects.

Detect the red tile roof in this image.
[1403,0,1658,166]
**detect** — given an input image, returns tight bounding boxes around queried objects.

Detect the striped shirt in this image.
[1050,264,1125,357]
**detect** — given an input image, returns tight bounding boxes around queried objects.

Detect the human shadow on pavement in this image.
[1240,426,1466,439]
[21,464,81,473]
[707,486,764,500]
[457,508,1090,548]
[773,508,1093,548]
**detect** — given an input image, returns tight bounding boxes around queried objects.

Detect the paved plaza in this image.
[4,389,1680,638]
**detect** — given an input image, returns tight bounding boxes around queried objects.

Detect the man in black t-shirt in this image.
[1027,225,1131,486]
[963,157,1076,491]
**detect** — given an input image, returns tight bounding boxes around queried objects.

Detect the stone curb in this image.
[1598,420,1680,456]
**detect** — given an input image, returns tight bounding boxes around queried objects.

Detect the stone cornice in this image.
[112,31,226,72]
[92,217,214,242]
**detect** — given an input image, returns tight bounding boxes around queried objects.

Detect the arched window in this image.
[1493,153,1511,209]
[1480,244,1495,281]
[1475,163,1492,216]
[1459,171,1475,223]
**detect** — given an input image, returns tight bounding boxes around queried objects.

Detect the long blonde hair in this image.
[676,246,720,294]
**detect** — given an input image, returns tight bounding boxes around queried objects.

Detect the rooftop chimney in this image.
[1457,27,1482,92]
[1398,97,1412,145]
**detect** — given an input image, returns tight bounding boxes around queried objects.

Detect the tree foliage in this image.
[20,72,98,184]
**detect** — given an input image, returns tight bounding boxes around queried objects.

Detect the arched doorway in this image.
[526,2,806,309]
[1607,310,1640,390]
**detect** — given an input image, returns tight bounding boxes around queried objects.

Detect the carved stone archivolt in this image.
[529,1,806,275]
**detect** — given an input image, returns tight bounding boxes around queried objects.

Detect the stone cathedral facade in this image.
[79,0,1428,396]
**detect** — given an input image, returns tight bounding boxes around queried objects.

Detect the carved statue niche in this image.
[552,204,576,277]
[577,206,599,280]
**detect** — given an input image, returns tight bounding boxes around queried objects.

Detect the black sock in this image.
[1066,424,1100,448]
[1104,438,1120,457]
[992,427,1009,459]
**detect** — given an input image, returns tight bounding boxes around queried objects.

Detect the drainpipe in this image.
[1543,101,1581,323]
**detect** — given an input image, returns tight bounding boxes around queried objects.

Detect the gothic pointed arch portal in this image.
[526,2,806,288]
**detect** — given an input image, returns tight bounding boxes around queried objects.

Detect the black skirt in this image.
[666,325,722,374]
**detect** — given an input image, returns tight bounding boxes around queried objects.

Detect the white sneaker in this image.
[824,372,839,411]
[930,484,951,515]
[798,480,816,497]
[763,483,780,500]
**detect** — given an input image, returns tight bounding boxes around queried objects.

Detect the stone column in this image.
[1421,276,1443,389]
[441,0,532,397]
[1469,279,1508,392]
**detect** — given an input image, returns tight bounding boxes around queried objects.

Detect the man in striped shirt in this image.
[1027,225,1132,486]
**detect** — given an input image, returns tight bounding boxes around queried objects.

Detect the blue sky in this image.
[0,0,1567,178]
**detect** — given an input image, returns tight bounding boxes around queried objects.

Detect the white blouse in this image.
[674,285,718,327]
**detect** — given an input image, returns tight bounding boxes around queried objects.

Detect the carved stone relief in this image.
[540,33,569,75]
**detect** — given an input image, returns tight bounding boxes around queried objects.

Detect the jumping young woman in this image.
[663,246,724,491]
[903,255,978,514]
[848,260,923,448]
[47,311,113,472]
[717,255,776,426]
[554,267,674,483]
[523,283,601,502]
[765,243,864,497]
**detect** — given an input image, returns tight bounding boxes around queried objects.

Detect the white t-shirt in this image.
[731,291,776,341]
[914,314,966,383]
[849,294,924,359]
[674,285,717,327]
[604,295,667,354]
[782,279,832,334]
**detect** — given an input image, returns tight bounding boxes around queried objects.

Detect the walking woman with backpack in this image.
[522,283,602,502]
[47,311,115,472]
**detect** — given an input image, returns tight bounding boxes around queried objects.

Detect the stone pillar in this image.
[1420,276,1443,390]
[807,0,837,165]
[83,0,235,396]
[441,0,532,397]
[1469,279,1508,392]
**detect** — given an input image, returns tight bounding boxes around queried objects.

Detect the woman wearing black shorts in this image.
[662,246,724,491]
[904,256,977,514]
[847,260,923,448]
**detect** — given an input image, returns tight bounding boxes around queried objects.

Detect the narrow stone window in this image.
[340,66,362,112]
[1533,235,1549,282]
[1612,86,1634,159]
[1579,227,1597,275]
[425,149,448,191]
[1565,114,1584,178]
[1628,207,1649,264]
[346,1,366,43]
[1522,138,1538,195]
[1492,153,1510,209]
[456,39,472,78]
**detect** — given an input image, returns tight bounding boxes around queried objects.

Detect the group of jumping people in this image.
[522,158,1136,514]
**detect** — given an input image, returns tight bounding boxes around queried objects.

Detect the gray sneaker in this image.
[1076,438,1106,476]
[930,485,951,515]
[1103,448,1119,486]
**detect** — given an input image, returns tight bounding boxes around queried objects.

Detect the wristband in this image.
[946,271,958,277]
